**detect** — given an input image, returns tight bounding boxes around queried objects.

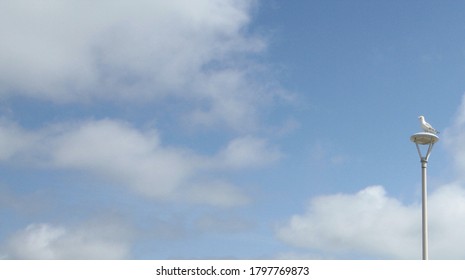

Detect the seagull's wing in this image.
[422,120,439,134]
[423,121,434,129]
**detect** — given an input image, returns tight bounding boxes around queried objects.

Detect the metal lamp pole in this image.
[410,132,439,260]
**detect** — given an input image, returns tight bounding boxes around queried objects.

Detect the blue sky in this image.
[1,0,465,259]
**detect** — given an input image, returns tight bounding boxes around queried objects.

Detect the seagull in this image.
[419,115,439,134]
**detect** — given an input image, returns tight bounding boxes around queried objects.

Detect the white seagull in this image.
[419,115,439,134]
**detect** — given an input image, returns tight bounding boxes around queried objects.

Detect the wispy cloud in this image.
[216,135,282,169]
[443,94,465,179]
[0,118,280,207]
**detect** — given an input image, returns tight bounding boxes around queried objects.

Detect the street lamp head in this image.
[410,132,439,145]
[411,132,439,162]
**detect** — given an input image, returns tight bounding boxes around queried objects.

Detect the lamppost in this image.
[410,131,439,260]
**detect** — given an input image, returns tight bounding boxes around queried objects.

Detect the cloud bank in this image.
[0,0,280,130]
[277,183,465,259]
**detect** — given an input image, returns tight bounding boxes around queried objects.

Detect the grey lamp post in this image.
[410,132,439,260]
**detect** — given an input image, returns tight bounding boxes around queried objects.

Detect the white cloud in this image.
[0,0,255,97]
[2,222,131,259]
[0,0,279,130]
[278,183,465,259]
[50,119,195,198]
[277,186,419,259]
[428,183,465,259]
[0,118,280,207]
